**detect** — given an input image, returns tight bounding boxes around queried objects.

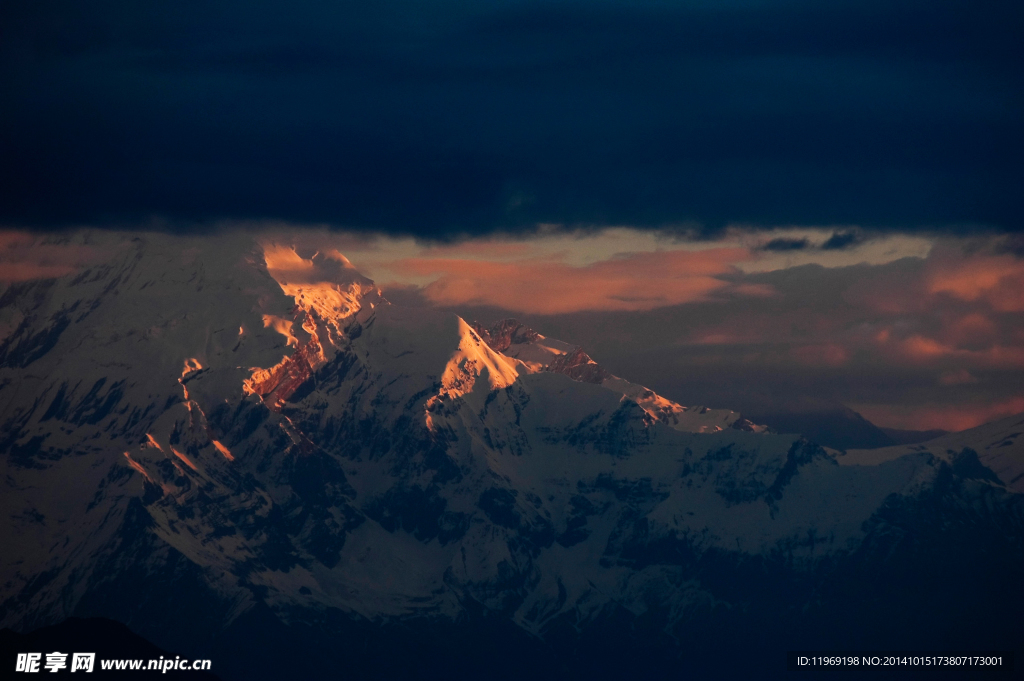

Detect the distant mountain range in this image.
[741,405,948,451]
[1,233,1020,680]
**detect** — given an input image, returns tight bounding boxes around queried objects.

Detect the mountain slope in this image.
[0,232,1021,680]
[470,318,767,434]
[844,412,1024,493]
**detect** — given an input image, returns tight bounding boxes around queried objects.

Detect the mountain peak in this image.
[244,243,386,409]
[261,242,382,329]
[470,317,765,434]
[425,317,522,419]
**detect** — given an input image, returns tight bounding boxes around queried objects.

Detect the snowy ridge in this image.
[426,318,521,413]
[842,412,1024,492]
[471,319,767,434]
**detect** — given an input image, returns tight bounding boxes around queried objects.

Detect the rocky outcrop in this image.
[544,346,609,384]
[469,318,539,352]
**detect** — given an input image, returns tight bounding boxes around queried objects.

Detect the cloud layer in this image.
[400,248,759,314]
[0,232,101,282]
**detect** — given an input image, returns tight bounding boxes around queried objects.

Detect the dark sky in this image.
[2,0,1022,234]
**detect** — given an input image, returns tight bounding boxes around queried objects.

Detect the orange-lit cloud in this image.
[0,231,100,282]
[842,264,929,314]
[927,252,1024,312]
[261,242,361,285]
[892,334,1024,368]
[899,335,949,360]
[395,248,758,314]
[946,312,997,343]
[0,262,80,281]
[855,397,1024,432]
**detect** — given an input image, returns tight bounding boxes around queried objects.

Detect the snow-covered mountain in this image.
[470,318,767,434]
[843,413,1024,493]
[1,232,1021,680]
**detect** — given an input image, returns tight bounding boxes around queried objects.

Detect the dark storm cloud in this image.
[761,237,809,251]
[2,0,1022,235]
[821,230,863,250]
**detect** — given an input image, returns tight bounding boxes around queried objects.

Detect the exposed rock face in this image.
[244,331,323,410]
[544,346,610,384]
[0,233,1021,681]
[469,318,538,352]
[243,245,382,409]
